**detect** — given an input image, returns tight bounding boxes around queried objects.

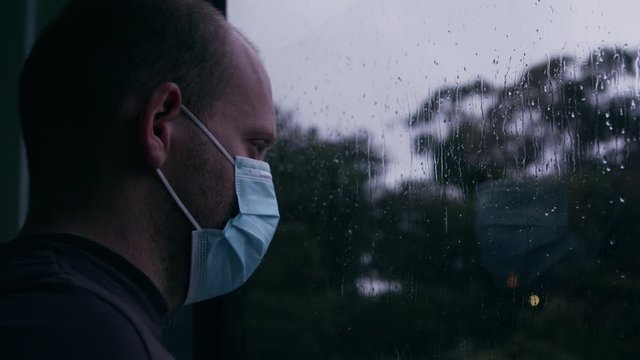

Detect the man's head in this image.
[20,0,230,211]
[19,0,277,308]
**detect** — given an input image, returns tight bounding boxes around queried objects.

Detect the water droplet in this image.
[620,197,626,203]
[610,240,616,245]
[605,112,611,118]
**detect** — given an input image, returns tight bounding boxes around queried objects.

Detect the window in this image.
[220,1,640,358]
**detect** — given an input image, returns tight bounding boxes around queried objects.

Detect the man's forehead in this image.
[219,109,276,134]
[231,31,268,82]
[216,33,273,114]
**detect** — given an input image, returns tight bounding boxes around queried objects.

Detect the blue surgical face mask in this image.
[155,105,280,305]
[474,181,580,290]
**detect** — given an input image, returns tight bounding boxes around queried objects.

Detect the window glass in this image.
[227,1,640,358]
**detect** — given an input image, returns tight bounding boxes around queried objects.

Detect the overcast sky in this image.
[229,0,640,186]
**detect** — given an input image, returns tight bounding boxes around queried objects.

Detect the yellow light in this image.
[528,294,540,307]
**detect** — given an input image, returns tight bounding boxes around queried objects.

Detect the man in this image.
[0,0,279,358]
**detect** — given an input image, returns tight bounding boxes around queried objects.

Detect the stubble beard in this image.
[158,131,237,308]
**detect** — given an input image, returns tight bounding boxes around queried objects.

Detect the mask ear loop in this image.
[155,169,202,231]
[180,105,235,166]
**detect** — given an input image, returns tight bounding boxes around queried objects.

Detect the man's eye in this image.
[253,140,269,152]
[249,140,270,158]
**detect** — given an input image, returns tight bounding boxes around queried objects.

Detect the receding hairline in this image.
[232,27,261,56]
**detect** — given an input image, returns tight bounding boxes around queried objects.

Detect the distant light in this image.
[506,272,518,289]
[528,294,540,307]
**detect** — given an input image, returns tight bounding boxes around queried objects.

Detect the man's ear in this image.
[140,82,182,169]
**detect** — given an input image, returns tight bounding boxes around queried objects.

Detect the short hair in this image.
[19,0,231,206]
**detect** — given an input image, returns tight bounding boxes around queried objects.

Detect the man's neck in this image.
[20,196,190,310]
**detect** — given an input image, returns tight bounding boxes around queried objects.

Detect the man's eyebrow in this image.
[246,124,276,138]
[245,125,276,142]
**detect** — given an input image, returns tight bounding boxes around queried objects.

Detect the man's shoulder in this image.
[0,237,98,296]
[0,237,159,359]
[0,285,151,359]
